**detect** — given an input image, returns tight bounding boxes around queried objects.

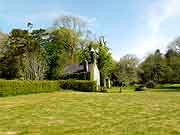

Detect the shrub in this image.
[134,84,145,91]
[59,80,96,92]
[0,80,60,97]
[0,80,97,97]
[146,81,155,88]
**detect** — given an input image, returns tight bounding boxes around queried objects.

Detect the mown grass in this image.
[0,87,180,135]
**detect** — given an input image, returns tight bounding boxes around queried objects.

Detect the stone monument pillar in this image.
[90,48,100,90]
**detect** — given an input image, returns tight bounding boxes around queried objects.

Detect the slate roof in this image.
[64,64,84,74]
[64,64,93,74]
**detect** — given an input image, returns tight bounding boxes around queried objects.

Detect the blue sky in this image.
[1,0,180,60]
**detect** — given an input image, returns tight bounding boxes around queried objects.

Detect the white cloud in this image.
[130,34,167,59]
[130,0,180,59]
[148,0,180,33]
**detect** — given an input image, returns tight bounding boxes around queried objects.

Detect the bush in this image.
[0,80,60,97]
[0,80,97,97]
[134,84,145,91]
[146,81,155,88]
[59,80,96,92]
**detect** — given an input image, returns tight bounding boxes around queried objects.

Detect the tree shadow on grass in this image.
[153,86,180,92]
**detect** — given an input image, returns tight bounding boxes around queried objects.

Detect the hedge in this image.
[59,80,97,92]
[0,80,60,97]
[0,80,97,97]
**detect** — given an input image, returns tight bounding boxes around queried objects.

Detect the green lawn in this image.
[0,88,180,135]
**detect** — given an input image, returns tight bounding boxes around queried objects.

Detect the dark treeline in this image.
[0,15,180,86]
[139,42,180,84]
